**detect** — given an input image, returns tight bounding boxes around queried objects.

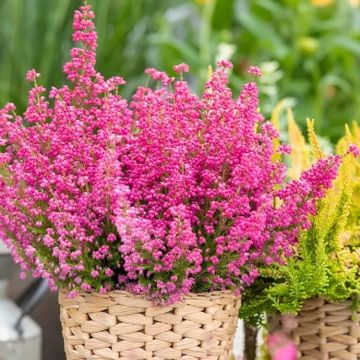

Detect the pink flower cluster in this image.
[0,5,130,294]
[0,4,341,302]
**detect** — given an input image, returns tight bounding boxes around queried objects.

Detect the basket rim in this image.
[300,296,357,307]
[58,287,241,298]
[59,288,240,301]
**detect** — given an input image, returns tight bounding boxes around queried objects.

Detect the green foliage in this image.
[240,119,360,326]
[234,0,360,141]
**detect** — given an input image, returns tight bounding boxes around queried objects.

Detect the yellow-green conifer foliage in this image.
[240,115,360,325]
[287,109,311,179]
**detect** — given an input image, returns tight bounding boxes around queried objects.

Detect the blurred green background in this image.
[1,0,360,141]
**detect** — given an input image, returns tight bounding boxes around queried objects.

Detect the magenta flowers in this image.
[0,4,340,302]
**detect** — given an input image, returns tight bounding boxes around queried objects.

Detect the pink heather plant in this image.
[0,4,131,296]
[116,62,341,302]
[0,3,341,302]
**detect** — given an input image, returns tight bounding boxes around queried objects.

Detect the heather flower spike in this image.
[26,69,40,82]
[0,3,342,303]
[348,143,360,157]
[247,65,262,77]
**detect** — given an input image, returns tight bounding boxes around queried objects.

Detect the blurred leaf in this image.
[253,0,286,15]
[212,0,235,29]
[148,34,201,67]
[237,11,289,58]
[333,36,360,56]
[322,74,351,95]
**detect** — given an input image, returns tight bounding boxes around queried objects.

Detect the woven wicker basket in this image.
[289,297,360,360]
[59,290,241,360]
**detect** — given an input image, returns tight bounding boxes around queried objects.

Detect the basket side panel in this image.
[59,290,241,360]
[290,298,360,360]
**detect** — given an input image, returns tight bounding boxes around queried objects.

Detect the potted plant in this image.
[240,112,360,360]
[0,3,345,360]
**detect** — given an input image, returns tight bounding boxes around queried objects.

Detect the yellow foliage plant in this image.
[240,112,360,326]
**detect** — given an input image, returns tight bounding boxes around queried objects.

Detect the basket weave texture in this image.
[289,297,360,360]
[59,290,241,360]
